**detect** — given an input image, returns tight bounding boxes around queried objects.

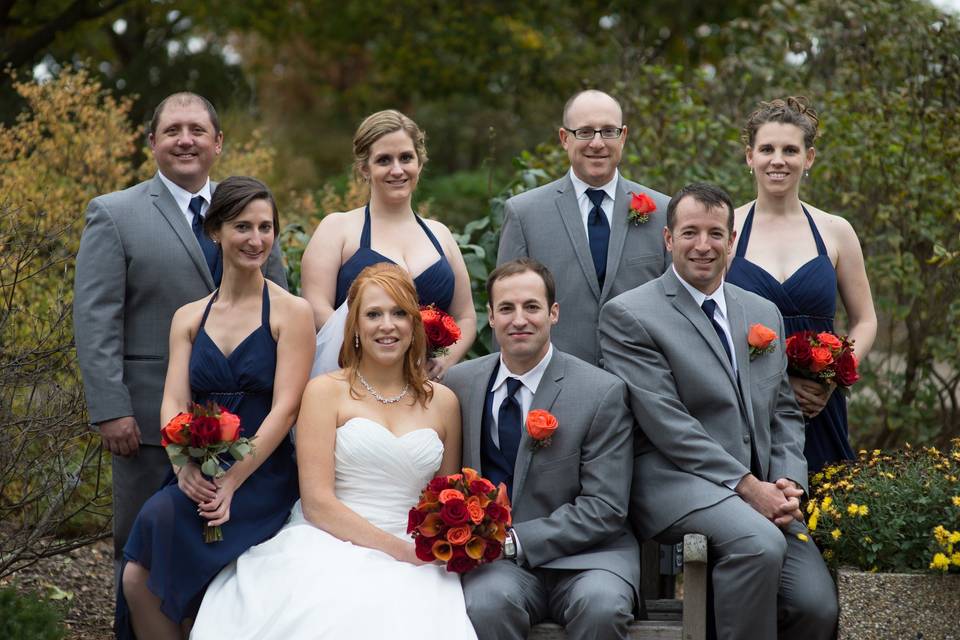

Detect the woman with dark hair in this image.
[727,97,877,473]
[301,109,476,380]
[193,263,476,639]
[117,177,315,639]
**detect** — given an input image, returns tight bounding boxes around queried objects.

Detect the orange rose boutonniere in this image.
[526,409,558,450]
[627,191,656,225]
[747,323,777,360]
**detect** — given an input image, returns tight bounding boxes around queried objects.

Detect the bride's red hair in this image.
[339,263,432,407]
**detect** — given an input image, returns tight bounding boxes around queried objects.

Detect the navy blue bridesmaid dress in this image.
[115,283,299,637]
[334,204,456,311]
[726,204,856,473]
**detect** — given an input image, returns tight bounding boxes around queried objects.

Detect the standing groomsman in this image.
[599,183,837,640]
[497,90,669,365]
[445,258,639,640]
[73,92,287,575]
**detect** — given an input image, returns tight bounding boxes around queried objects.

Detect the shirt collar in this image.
[494,344,554,396]
[157,171,213,216]
[672,264,728,318]
[569,168,619,204]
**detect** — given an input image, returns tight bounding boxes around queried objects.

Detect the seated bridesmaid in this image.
[726,97,878,473]
[299,109,476,380]
[116,176,315,639]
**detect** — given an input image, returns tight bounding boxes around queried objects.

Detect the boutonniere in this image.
[748,323,778,360]
[627,191,656,225]
[526,409,558,450]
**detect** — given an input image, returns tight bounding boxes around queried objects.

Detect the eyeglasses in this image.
[563,126,624,140]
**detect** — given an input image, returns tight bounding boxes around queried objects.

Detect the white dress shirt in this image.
[157,171,213,225]
[569,169,618,236]
[489,344,554,448]
[672,265,738,374]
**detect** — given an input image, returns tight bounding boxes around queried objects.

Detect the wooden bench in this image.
[528,534,707,640]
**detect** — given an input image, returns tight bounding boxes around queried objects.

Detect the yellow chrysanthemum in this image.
[831,529,842,540]
[934,525,950,545]
[807,500,818,514]
[950,531,960,545]
[796,533,809,542]
[821,496,833,510]
[847,503,860,516]
[825,467,837,479]
[808,511,819,531]
[857,504,869,517]
[952,496,960,507]
[811,473,824,484]
[930,553,950,571]
[952,552,960,567]
[872,449,881,456]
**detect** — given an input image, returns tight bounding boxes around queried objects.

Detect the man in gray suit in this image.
[497,90,669,366]
[444,258,639,640]
[73,92,287,570]
[599,184,837,640]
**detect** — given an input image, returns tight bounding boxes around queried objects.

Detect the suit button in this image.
[598,357,605,368]
[743,434,750,443]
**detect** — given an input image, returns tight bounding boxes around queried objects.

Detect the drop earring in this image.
[804,170,810,178]
[749,167,754,175]
[354,334,360,349]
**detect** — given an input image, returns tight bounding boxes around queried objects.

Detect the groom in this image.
[444,258,639,640]
[598,183,837,639]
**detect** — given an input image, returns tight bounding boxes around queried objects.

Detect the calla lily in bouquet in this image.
[161,401,256,542]
[407,467,512,573]
[420,305,461,358]
[785,330,859,389]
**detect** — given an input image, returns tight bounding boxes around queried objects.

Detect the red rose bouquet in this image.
[785,330,860,389]
[161,401,256,542]
[407,467,512,573]
[420,304,461,358]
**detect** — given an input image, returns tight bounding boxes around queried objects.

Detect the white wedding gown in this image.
[192,418,478,640]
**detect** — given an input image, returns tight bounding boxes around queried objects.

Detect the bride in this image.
[191,263,477,639]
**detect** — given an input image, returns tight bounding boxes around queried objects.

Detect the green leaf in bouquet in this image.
[169,452,189,468]
[165,444,184,459]
[200,458,220,478]
[188,447,207,458]
[230,442,253,460]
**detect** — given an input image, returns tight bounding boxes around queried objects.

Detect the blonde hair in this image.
[340,263,432,408]
[742,96,820,149]
[352,109,428,184]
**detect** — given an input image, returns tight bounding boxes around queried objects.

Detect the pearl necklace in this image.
[357,372,409,404]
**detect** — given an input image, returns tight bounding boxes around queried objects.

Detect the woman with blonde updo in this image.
[301,110,476,381]
[727,96,877,473]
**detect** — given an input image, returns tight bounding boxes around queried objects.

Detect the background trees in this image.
[1,2,958,576]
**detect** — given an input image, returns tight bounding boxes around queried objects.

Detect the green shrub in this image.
[0,587,65,640]
[808,440,960,573]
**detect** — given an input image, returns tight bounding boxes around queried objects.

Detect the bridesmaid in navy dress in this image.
[300,110,476,380]
[118,177,315,639]
[726,97,877,473]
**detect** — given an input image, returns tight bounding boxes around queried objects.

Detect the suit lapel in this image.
[554,177,601,299]
[511,352,564,504]
[664,270,739,389]
[463,356,499,471]
[725,286,756,431]
[601,179,630,301]
[150,175,215,290]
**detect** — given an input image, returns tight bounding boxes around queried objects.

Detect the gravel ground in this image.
[1,539,115,640]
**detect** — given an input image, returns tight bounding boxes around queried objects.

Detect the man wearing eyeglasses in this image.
[497,89,669,367]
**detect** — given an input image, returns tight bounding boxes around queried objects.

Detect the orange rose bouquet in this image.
[161,401,256,542]
[407,467,512,573]
[785,330,859,389]
[420,305,462,358]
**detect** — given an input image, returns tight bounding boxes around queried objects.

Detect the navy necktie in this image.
[190,196,220,285]
[585,188,610,289]
[497,378,524,473]
[701,298,733,364]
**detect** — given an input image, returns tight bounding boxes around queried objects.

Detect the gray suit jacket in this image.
[73,174,288,445]
[444,349,640,598]
[598,269,806,540]
[497,173,669,366]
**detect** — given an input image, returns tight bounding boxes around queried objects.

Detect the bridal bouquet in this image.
[785,330,859,388]
[420,305,461,358]
[161,401,256,542]
[407,467,512,573]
